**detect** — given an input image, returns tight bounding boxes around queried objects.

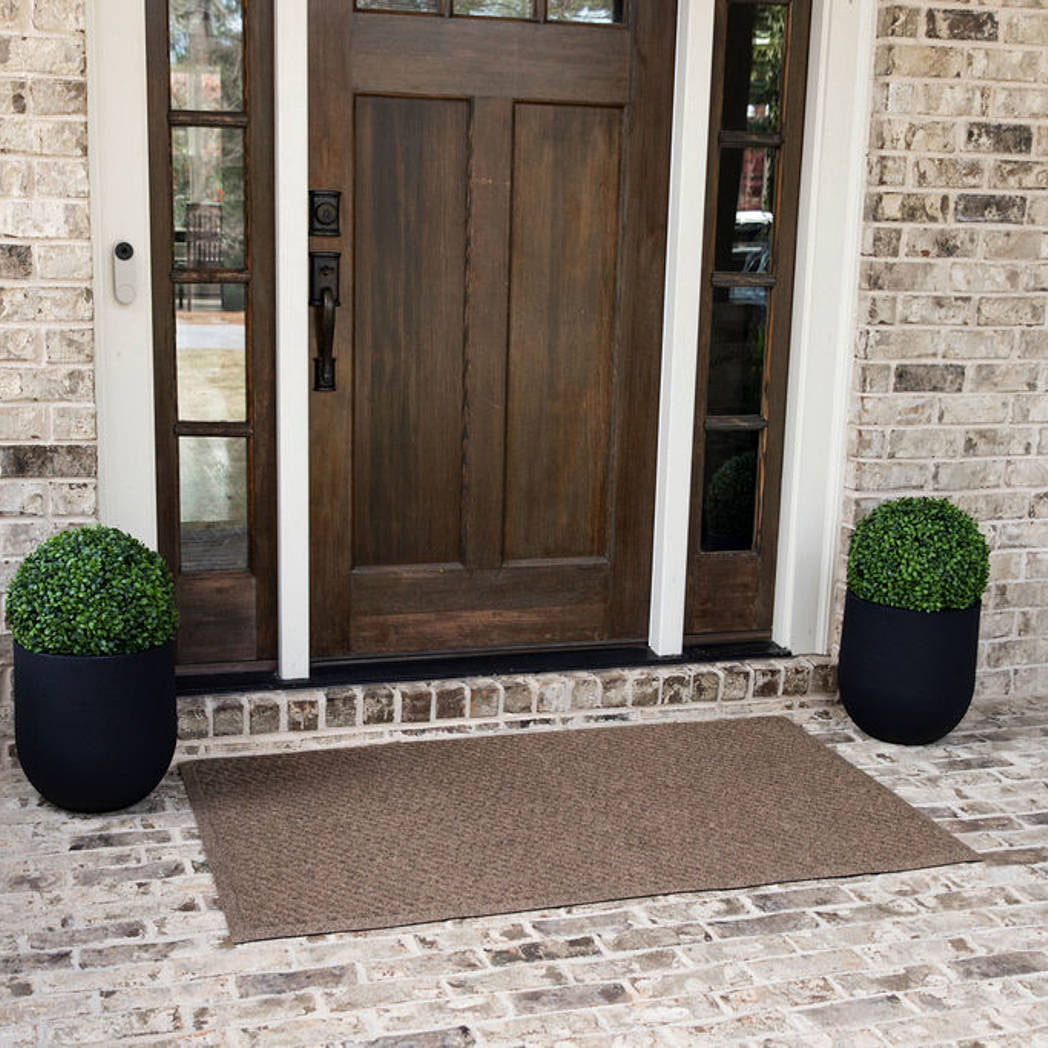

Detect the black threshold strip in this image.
[177,640,791,697]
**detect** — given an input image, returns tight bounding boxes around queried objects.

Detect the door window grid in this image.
[355,0,624,22]
[163,2,253,576]
[699,0,793,554]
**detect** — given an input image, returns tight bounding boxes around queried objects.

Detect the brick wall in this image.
[843,2,1048,699]
[0,0,1044,724]
[0,0,96,725]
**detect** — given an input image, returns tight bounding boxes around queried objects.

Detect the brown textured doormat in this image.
[179,717,977,943]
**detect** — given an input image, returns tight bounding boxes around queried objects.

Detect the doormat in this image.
[179,717,977,943]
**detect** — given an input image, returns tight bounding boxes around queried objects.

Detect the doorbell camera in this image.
[113,240,136,305]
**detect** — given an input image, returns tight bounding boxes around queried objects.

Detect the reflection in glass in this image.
[708,287,767,417]
[714,148,776,273]
[169,0,244,112]
[180,437,249,572]
[455,0,534,16]
[356,0,440,10]
[702,430,760,552]
[722,3,786,133]
[172,127,245,269]
[548,0,621,21]
[175,283,247,422]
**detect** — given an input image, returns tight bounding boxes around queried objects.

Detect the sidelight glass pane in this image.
[172,127,245,269]
[708,287,767,417]
[175,283,247,422]
[179,437,249,572]
[714,148,776,273]
[722,3,787,133]
[701,430,760,552]
[454,0,534,16]
[548,0,621,22]
[169,0,244,112]
[356,0,440,11]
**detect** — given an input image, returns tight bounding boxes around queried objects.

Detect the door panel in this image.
[353,97,469,568]
[504,104,621,563]
[309,1,675,660]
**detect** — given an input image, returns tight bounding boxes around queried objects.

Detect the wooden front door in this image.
[308,1,676,660]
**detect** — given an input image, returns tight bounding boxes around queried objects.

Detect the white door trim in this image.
[88,0,158,548]
[648,0,716,656]
[772,0,877,654]
[273,0,311,680]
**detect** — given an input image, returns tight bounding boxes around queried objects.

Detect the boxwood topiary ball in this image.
[846,497,989,613]
[6,525,178,656]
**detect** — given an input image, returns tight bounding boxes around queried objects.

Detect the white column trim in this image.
[772,0,877,654]
[274,0,311,680]
[648,0,716,656]
[88,0,158,547]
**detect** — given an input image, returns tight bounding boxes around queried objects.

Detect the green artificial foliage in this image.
[846,497,989,613]
[705,450,757,540]
[6,526,178,656]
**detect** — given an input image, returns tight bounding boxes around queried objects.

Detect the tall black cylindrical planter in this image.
[14,641,176,813]
[838,591,980,746]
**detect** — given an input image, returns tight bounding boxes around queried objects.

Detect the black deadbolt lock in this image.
[309,189,341,237]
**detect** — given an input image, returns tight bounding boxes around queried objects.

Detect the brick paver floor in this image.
[2,696,1047,1046]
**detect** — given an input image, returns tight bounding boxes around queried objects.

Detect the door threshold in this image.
[177,639,791,696]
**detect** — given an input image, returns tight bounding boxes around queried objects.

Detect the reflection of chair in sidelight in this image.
[186,202,223,268]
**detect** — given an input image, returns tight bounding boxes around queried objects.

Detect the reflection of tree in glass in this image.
[549,0,622,22]
[357,0,440,10]
[172,128,246,270]
[705,450,757,544]
[169,0,243,111]
[455,0,533,15]
[748,6,785,133]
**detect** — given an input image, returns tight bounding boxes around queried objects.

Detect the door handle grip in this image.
[314,285,337,391]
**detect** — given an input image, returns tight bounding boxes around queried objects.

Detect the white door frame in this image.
[89,0,874,677]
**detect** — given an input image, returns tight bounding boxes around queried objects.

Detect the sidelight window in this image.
[147,0,276,667]
[686,0,811,639]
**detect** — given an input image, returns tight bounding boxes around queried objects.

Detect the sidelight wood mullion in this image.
[711,272,775,289]
[705,416,768,432]
[169,110,250,128]
[174,421,254,438]
[172,269,250,283]
[719,129,781,150]
[462,97,512,571]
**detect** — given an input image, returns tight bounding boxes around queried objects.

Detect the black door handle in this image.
[315,286,336,391]
[309,251,340,391]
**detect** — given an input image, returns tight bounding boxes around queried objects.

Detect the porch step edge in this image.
[176,655,839,744]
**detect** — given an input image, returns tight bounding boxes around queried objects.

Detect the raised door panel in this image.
[504,104,622,563]
[353,96,469,568]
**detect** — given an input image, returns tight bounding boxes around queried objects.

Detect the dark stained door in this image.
[308,1,676,659]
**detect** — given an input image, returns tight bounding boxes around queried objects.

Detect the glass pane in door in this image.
[701,430,760,552]
[172,126,246,269]
[713,148,777,273]
[722,3,787,133]
[175,283,247,421]
[454,0,534,16]
[356,0,441,11]
[179,436,249,572]
[707,287,767,417]
[169,0,244,111]
[548,0,622,22]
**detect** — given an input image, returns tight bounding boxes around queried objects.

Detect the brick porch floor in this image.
[2,696,1048,1046]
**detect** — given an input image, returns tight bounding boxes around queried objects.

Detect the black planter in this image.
[838,591,980,745]
[14,640,176,813]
